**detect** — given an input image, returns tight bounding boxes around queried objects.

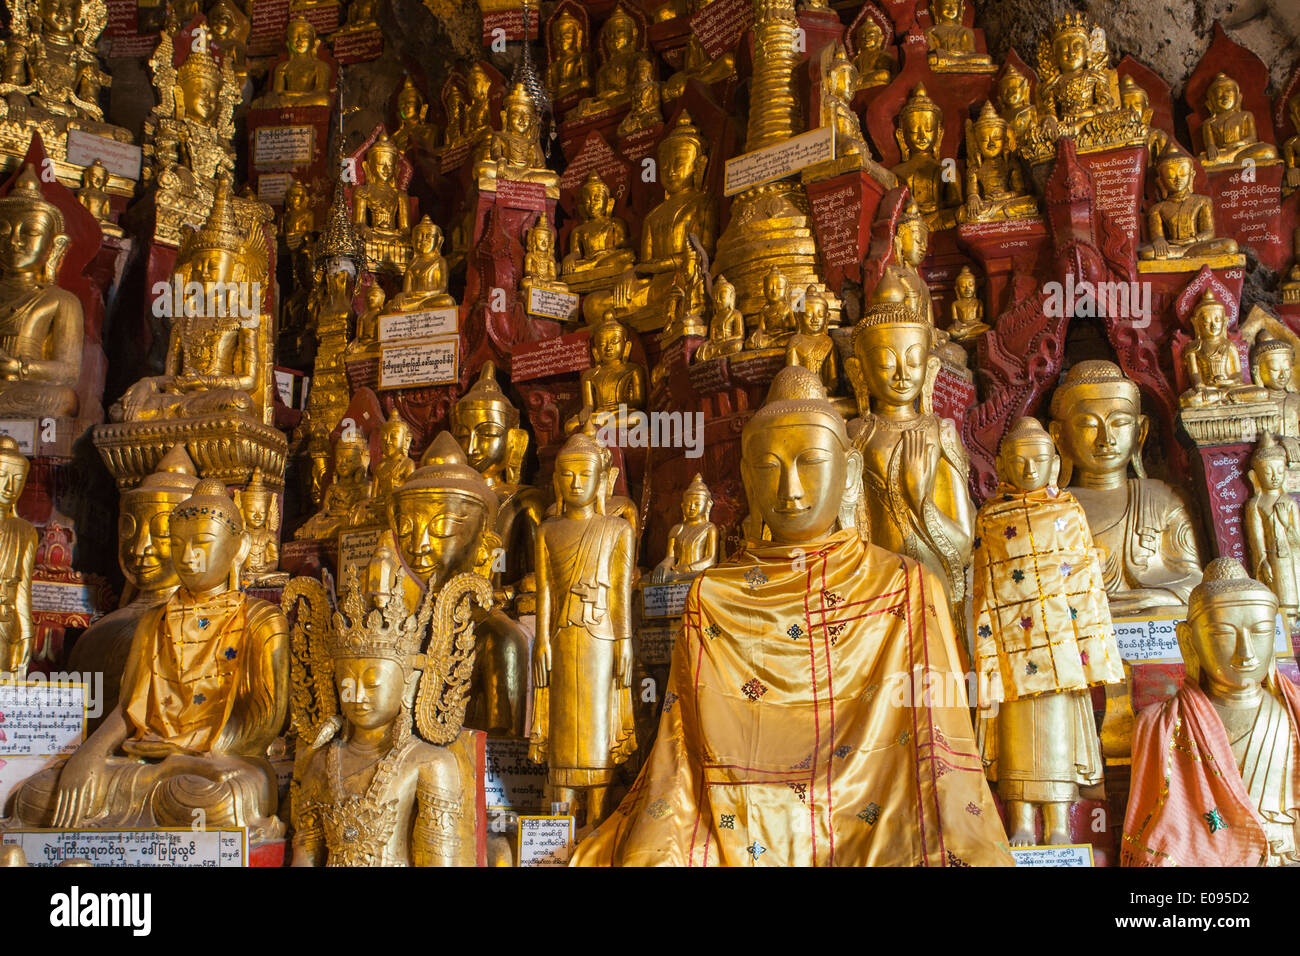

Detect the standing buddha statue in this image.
[1244,433,1300,636]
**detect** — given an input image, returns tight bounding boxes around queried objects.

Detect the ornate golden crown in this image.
[1052,12,1091,39]
[178,44,221,86]
[326,557,428,664]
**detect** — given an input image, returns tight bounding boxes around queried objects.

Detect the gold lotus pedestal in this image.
[92,413,288,490]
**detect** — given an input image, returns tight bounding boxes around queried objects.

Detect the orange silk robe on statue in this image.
[571,532,1013,866]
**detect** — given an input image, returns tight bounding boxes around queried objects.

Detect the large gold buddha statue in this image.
[11,479,290,842]
[892,85,961,230]
[1124,558,1300,866]
[0,163,83,419]
[352,132,413,273]
[1048,360,1203,616]
[572,366,1013,866]
[252,17,333,109]
[0,436,34,676]
[474,83,560,199]
[570,4,649,118]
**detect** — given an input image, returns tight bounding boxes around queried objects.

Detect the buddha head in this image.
[0,437,28,514]
[527,212,555,256]
[591,316,632,369]
[38,0,78,41]
[852,272,930,413]
[826,45,858,101]
[551,9,582,54]
[363,134,400,187]
[286,17,318,56]
[285,179,309,212]
[553,421,610,515]
[378,407,414,466]
[1250,332,1294,392]
[972,100,1012,159]
[579,172,614,221]
[602,5,638,57]
[1048,360,1148,485]
[1049,14,1091,74]
[178,177,260,289]
[997,64,1030,110]
[0,164,69,284]
[467,64,491,106]
[390,431,497,586]
[930,0,963,26]
[332,430,371,486]
[1249,432,1287,495]
[741,365,861,545]
[1205,73,1241,117]
[82,159,108,193]
[118,445,199,592]
[996,416,1060,492]
[208,0,247,44]
[763,266,789,307]
[412,215,443,256]
[1178,557,1279,697]
[453,361,526,487]
[680,472,712,522]
[658,111,707,195]
[1154,143,1195,198]
[800,286,828,335]
[955,264,977,300]
[501,83,538,138]
[363,281,386,314]
[237,467,274,533]
[1190,290,1228,343]
[177,43,222,123]
[853,15,885,55]
[396,77,426,125]
[893,199,929,268]
[712,275,736,316]
[1119,75,1153,123]
[170,478,249,594]
[896,84,943,160]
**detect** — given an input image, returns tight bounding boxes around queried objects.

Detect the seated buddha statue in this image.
[345,409,416,530]
[662,28,735,102]
[1250,333,1300,438]
[391,77,439,156]
[1198,72,1279,172]
[892,85,962,230]
[144,25,238,183]
[296,430,371,541]
[694,275,743,362]
[925,0,994,73]
[0,164,84,419]
[580,316,646,422]
[570,5,649,118]
[804,45,891,184]
[1139,144,1240,266]
[546,8,590,104]
[996,64,1038,145]
[746,265,796,350]
[561,172,634,292]
[76,160,115,234]
[615,58,662,137]
[1179,290,1269,408]
[388,216,454,312]
[1124,558,1300,866]
[280,179,316,252]
[520,212,571,304]
[1119,75,1169,166]
[960,102,1038,223]
[851,15,893,91]
[459,64,494,148]
[345,282,386,360]
[946,265,989,343]
[571,366,1013,866]
[235,467,285,587]
[474,83,560,199]
[252,17,333,109]
[352,132,413,273]
[1048,360,1203,616]
[785,287,838,391]
[206,0,249,85]
[336,0,379,33]
[11,479,290,843]
[648,473,718,583]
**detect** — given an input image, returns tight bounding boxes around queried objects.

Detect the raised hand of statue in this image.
[902,429,938,511]
[532,638,551,688]
[616,638,632,688]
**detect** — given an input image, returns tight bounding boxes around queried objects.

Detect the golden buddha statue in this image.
[580,316,646,419]
[67,444,199,724]
[389,216,454,312]
[996,63,1038,145]
[521,212,571,303]
[785,286,838,391]
[571,5,649,117]
[459,64,494,147]
[0,163,83,419]
[1245,433,1300,636]
[925,0,994,73]
[391,77,439,155]
[235,467,285,587]
[1139,144,1241,266]
[12,479,290,842]
[581,112,716,326]
[804,45,890,184]
[960,101,1038,223]
[206,0,249,85]
[1124,557,1300,866]
[281,179,317,252]
[110,178,272,424]
[390,432,531,738]
[347,408,416,529]
[1283,94,1300,195]
[892,85,961,230]
[336,0,379,32]
[615,58,661,137]
[0,437,35,676]
[648,473,718,583]
[290,545,482,867]
[746,265,795,350]
[252,17,333,109]
[1179,291,1268,408]
[529,422,636,825]
[572,366,1013,866]
[880,198,935,329]
[345,282,386,360]
[1198,72,1279,172]
[947,265,989,343]
[663,27,736,102]
[474,82,560,200]
[660,238,708,344]
[1251,333,1300,438]
[76,159,117,235]
[851,14,893,90]
[973,417,1123,846]
[296,431,371,542]
[1119,75,1169,165]
[546,8,590,104]
[561,172,634,293]
[847,273,974,651]
[352,132,413,273]
[694,275,744,362]
[1048,360,1203,616]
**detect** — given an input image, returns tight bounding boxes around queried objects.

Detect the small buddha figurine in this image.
[1179,290,1268,408]
[290,546,474,867]
[234,467,285,587]
[295,431,372,541]
[1251,333,1300,438]
[925,0,994,73]
[1124,558,1300,866]
[746,266,796,350]
[662,23,736,102]
[615,58,661,137]
[281,179,316,252]
[561,172,635,290]
[253,17,333,108]
[460,64,494,147]
[973,417,1123,846]
[352,132,413,271]
[346,282,386,359]
[529,421,636,825]
[785,286,838,391]
[580,316,646,418]
[12,479,290,842]
[336,0,379,32]
[1048,360,1203,616]
[851,14,893,90]
[442,81,468,148]
[947,265,989,343]
[1245,433,1300,635]
[520,212,571,303]
[1139,144,1241,264]
[1198,72,1279,172]
[1282,94,1300,195]
[1119,75,1169,165]
[996,64,1038,145]
[804,45,889,183]
[474,83,560,199]
[649,473,718,583]
[546,8,590,104]
[348,408,416,528]
[892,85,962,230]
[881,198,936,329]
[391,77,439,156]
[76,159,116,233]
[206,0,250,85]
[694,276,743,362]
[571,5,650,117]
[0,436,35,676]
[0,164,83,418]
[660,241,707,343]
[961,101,1038,223]
[389,216,454,312]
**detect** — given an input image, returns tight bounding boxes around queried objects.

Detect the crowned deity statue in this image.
[960,101,1038,223]
[850,13,893,90]
[0,437,35,676]
[570,4,650,118]
[546,7,590,104]
[351,132,414,273]
[1198,72,1279,172]
[235,467,285,587]
[1138,144,1242,268]
[561,172,635,293]
[892,85,962,230]
[925,0,994,73]
[252,17,333,109]
[473,83,560,199]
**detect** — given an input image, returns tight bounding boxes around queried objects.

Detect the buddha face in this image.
[335,657,410,731]
[764,272,787,304]
[391,490,486,583]
[170,512,243,593]
[209,6,235,40]
[0,209,57,275]
[997,435,1058,492]
[855,19,883,53]
[1052,30,1088,73]
[85,163,107,190]
[286,184,308,210]
[802,297,827,335]
[901,109,939,155]
[0,454,24,509]
[414,222,438,254]
[1252,453,1286,492]
[580,182,610,220]
[931,0,961,24]
[856,325,930,408]
[241,493,270,531]
[180,74,220,124]
[365,285,385,311]
[120,497,181,590]
[1208,77,1240,115]
[956,272,976,298]
[1120,82,1149,117]
[380,423,411,462]
[287,21,316,55]
[593,325,628,366]
[895,215,928,267]
[554,18,579,53]
[398,90,423,122]
[1180,595,1277,695]
[998,74,1028,109]
[1193,302,1227,341]
[505,102,533,136]
[742,419,853,545]
[1157,156,1193,196]
[468,69,490,103]
[555,451,603,510]
[39,0,77,37]
[454,407,509,477]
[531,226,552,253]
[659,138,702,194]
[714,282,735,314]
[1255,349,1294,391]
[366,149,397,186]
[335,440,369,482]
[1051,395,1144,477]
[605,16,635,55]
[188,248,244,287]
[975,121,1007,160]
[682,489,710,521]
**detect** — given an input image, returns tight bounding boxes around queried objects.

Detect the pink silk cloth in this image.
[571,531,1013,866]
